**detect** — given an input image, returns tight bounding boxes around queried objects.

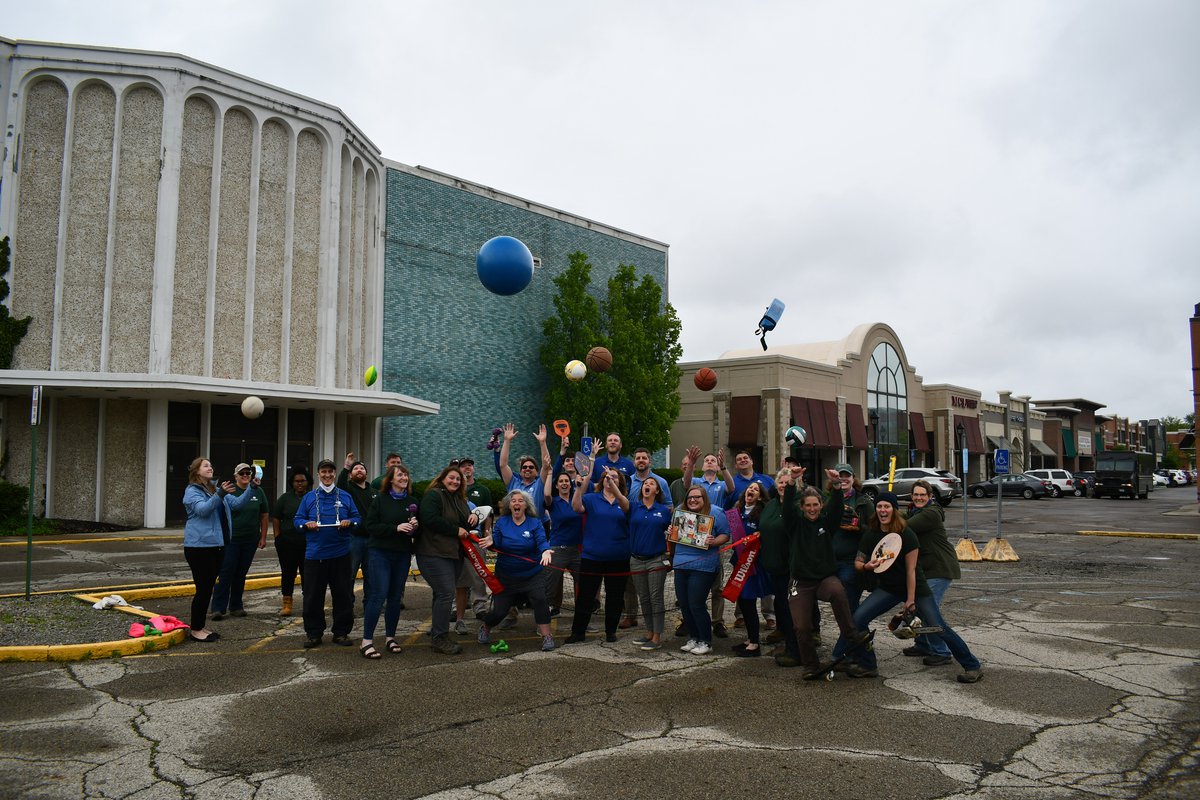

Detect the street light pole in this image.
[957,422,968,538]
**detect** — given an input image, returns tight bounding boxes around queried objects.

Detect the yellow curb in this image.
[0,535,184,547]
[1076,530,1198,540]
[0,595,188,663]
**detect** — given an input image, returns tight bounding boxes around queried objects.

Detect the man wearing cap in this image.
[295,458,362,647]
[456,456,492,626]
[210,463,270,620]
[340,453,379,606]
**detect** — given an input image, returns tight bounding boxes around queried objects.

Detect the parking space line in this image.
[1076,530,1197,540]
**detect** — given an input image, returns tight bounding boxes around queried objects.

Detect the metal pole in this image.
[996,459,1003,541]
[25,419,37,602]
[960,430,968,538]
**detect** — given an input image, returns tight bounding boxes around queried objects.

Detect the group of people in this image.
[180,426,982,683]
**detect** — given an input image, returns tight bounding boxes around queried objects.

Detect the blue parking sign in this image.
[995,449,1010,475]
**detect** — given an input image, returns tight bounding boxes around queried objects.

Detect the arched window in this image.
[866,342,909,474]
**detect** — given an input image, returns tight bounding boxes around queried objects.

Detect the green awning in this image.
[1094,433,1104,453]
[1062,429,1077,458]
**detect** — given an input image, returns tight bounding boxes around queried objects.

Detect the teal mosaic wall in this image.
[381,168,669,481]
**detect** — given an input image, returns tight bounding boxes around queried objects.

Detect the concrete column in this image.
[761,387,790,471]
[144,398,169,528]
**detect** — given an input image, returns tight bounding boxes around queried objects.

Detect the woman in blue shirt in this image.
[628,479,673,651]
[565,467,630,644]
[670,485,731,656]
[182,457,253,642]
[729,480,773,657]
[477,490,556,652]
[543,471,583,618]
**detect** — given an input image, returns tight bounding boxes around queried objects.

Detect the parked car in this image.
[860,468,963,506]
[1072,471,1096,497]
[1153,472,1170,487]
[1025,468,1076,498]
[967,473,1050,499]
[1170,469,1191,486]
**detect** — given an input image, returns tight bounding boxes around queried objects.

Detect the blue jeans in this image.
[363,548,412,640]
[212,538,258,613]
[836,560,862,613]
[913,578,952,657]
[675,568,715,645]
[848,589,980,672]
[349,535,371,602]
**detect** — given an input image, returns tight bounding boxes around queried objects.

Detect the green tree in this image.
[0,237,32,369]
[540,253,682,452]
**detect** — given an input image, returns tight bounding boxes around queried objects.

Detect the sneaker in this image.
[231,609,247,617]
[632,635,651,645]
[903,645,928,657]
[564,634,586,644]
[548,606,560,618]
[477,625,491,645]
[605,633,617,643]
[680,639,698,653]
[691,642,713,655]
[764,630,784,644]
[712,622,729,639]
[211,611,226,621]
[674,622,687,637]
[640,640,663,651]
[957,669,983,684]
[618,617,637,629]
[431,635,463,655]
[586,622,600,633]
[541,635,556,651]
[498,616,518,631]
[302,637,322,648]
[923,655,952,666]
[845,663,879,678]
[331,635,354,646]
[454,619,469,636]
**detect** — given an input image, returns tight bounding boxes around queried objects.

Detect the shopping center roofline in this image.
[679,353,842,375]
[383,160,669,252]
[0,371,438,417]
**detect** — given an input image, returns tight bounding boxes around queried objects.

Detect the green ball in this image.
[364,365,378,386]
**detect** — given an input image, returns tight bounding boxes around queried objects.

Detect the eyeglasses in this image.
[448,460,461,467]
[238,470,253,476]
[520,464,537,470]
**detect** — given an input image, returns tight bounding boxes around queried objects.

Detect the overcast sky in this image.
[7,1,1198,421]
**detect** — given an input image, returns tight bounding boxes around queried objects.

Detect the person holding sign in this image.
[669,486,731,656]
[565,467,631,644]
[727,480,773,656]
[844,492,983,683]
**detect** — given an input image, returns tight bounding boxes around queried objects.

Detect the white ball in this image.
[785,425,807,447]
[241,396,265,419]
[565,360,587,382]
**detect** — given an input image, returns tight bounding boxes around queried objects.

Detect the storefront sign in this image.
[1010,414,1025,423]
[951,396,978,409]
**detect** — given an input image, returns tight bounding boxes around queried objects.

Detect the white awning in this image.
[1030,439,1056,456]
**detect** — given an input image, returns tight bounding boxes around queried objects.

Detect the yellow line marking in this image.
[0,535,184,547]
[404,619,433,646]
[245,618,305,652]
[1076,530,1198,540]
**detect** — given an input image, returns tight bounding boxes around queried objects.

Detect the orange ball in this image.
[694,367,718,392]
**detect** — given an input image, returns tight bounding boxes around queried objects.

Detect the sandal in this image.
[385,639,403,654]
[360,643,381,660]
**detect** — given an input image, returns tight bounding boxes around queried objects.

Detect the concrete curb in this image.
[0,595,188,663]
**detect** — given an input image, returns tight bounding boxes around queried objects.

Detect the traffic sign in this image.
[995,449,1010,475]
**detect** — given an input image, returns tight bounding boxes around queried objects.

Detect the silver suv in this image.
[1025,468,1075,498]
[861,468,963,507]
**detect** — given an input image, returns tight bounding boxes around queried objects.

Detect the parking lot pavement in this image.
[1,497,1197,799]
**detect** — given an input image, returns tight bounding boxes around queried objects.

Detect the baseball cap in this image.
[834,463,855,476]
[317,458,336,471]
[235,463,253,475]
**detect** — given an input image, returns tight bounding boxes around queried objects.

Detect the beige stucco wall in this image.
[288,129,324,386]
[171,96,217,375]
[212,108,253,381]
[101,400,147,525]
[11,78,67,371]
[50,398,99,520]
[2,397,50,514]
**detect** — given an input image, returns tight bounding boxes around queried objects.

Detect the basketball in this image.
[585,346,612,373]
[785,425,807,447]
[364,365,378,386]
[476,236,534,296]
[241,396,265,419]
[694,367,717,391]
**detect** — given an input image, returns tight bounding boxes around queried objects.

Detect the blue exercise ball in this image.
[476,236,534,296]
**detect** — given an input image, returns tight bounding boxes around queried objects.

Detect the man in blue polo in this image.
[294,458,361,648]
[588,432,636,490]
